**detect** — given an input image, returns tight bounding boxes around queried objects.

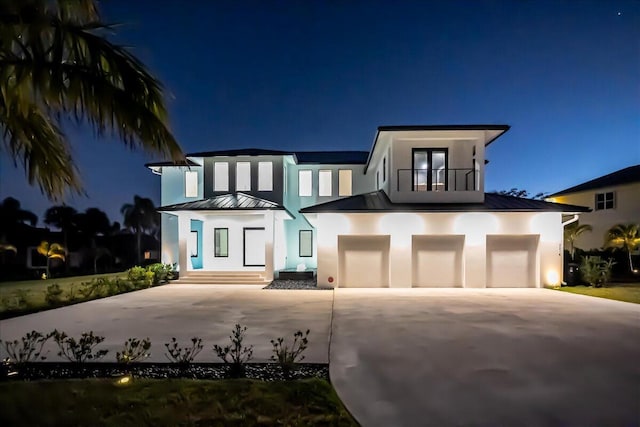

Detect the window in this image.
[283,165,288,194]
[189,231,198,257]
[376,171,380,189]
[185,171,198,197]
[214,228,228,257]
[214,162,229,191]
[299,230,313,257]
[413,148,448,192]
[338,169,352,196]
[595,192,615,210]
[299,170,312,196]
[258,161,273,191]
[236,162,251,191]
[319,170,332,196]
[383,157,386,182]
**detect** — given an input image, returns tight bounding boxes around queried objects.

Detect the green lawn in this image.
[556,283,640,304]
[0,378,358,426]
[0,272,126,317]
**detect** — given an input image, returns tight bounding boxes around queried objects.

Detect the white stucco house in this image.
[148,124,589,288]
[547,164,640,250]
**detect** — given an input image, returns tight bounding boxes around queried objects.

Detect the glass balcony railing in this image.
[395,168,479,192]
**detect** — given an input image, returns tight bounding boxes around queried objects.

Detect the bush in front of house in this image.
[52,330,109,363]
[164,337,204,364]
[580,256,616,287]
[271,329,310,379]
[213,324,254,378]
[44,284,64,305]
[116,338,151,364]
[1,330,54,364]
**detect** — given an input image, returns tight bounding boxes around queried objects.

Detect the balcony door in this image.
[413,148,448,192]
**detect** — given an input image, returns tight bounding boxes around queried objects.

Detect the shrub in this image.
[164,337,203,364]
[65,283,80,302]
[1,290,31,311]
[127,266,147,282]
[2,330,53,364]
[52,330,109,363]
[146,263,175,285]
[44,283,64,305]
[270,329,310,379]
[213,324,254,378]
[580,256,616,287]
[116,338,151,364]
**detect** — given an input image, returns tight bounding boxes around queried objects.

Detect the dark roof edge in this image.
[145,159,200,168]
[364,125,510,173]
[548,164,640,197]
[376,124,511,132]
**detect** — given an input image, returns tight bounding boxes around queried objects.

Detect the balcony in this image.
[396,168,478,192]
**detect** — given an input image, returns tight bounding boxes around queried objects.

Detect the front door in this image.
[243,227,265,266]
[413,148,448,191]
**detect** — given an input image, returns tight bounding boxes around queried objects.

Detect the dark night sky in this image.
[1,0,638,227]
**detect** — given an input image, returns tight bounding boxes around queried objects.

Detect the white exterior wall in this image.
[313,211,563,288]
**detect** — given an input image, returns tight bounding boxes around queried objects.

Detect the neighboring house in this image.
[148,125,589,288]
[547,165,640,250]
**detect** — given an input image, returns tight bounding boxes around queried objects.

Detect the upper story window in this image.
[338,169,352,196]
[185,170,198,197]
[413,148,448,192]
[319,170,332,196]
[214,162,229,191]
[236,162,251,191]
[299,170,312,196]
[595,192,615,210]
[258,162,273,191]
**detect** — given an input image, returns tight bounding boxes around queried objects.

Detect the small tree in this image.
[605,224,640,273]
[580,256,615,288]
[213,324,254,378]
[270,329,310,379]
[37,241,66,278]
[564,222,593,261]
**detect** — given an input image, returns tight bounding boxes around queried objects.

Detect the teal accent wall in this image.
[190,219,203,269]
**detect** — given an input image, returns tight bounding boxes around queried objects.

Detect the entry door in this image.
[243,228,265,266]
[413,148,448,191]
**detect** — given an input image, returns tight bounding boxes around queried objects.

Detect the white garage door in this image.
[486,235,539,288]
[412,235,465,287]
[338,235,390,288]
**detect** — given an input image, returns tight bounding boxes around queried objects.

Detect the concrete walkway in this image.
[0,285,333,363]
[329,288,640,427]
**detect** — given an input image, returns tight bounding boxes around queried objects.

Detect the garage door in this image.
[412,235,464,287]
[338,235,390,288]
[486,235,538,288]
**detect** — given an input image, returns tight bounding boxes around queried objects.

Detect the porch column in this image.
[264,211,275,282]
[178,214,190,274]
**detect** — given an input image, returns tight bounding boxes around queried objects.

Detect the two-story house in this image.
[547,165,640,250]
[148,125,589,288]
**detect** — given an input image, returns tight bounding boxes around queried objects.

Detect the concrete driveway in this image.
[330,288,640,427]
[0,285,333,363]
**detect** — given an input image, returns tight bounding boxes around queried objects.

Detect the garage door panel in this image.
[487,235,538,288]
[412,235,464,287]
[338,236,390,288]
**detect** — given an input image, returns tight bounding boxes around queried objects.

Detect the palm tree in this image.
[75,207,111,273]
[564,222,593,261]
[0,0,183,201]
[121,196,158,264]
[605,224,640,273]
[44,205,77,261]
[37,241,66,278]
[0,197,38,231]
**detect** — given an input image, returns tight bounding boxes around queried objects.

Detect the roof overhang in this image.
[364,124,510,173]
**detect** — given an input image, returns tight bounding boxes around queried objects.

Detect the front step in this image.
[174,271,270,285]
